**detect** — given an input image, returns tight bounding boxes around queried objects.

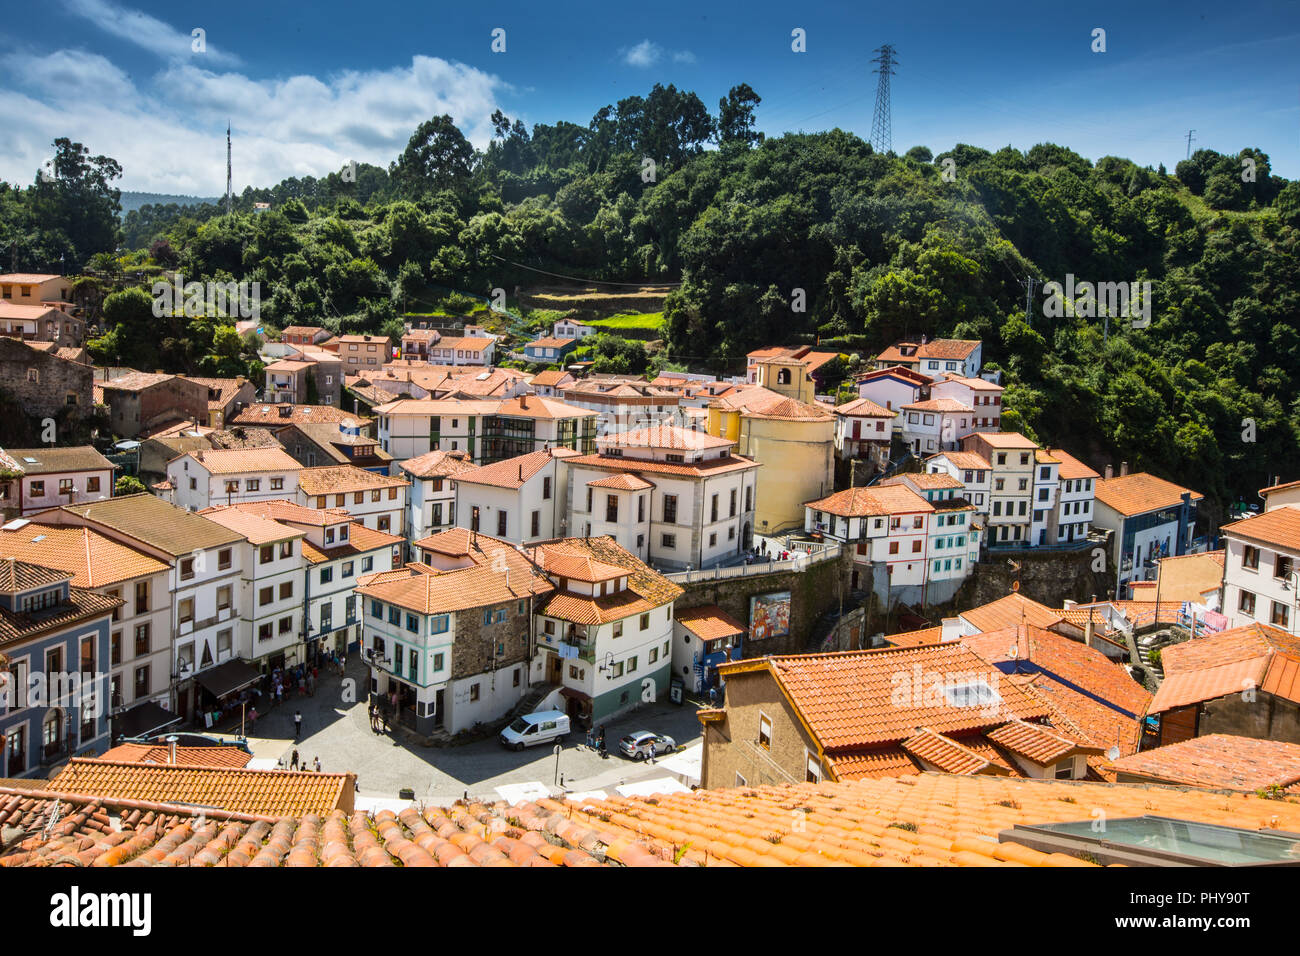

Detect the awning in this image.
[559,687,590,701]
[195,659,262,699]
[115,701,182,739]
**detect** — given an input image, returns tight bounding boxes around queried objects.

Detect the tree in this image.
[716,84,762,148]
[115,475,146,496]
[27,138,122,268]
[391,115,476,196]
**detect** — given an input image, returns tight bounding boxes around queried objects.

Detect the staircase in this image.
[1136,633,1165,679]
[506,682,557,723]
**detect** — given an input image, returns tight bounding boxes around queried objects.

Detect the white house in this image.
[930,375,1003,430]
[832,397,893,467]
[1046,449,1098,545]
[222,500,403,657]
[427,336,496,366]
[900,398,976,456]
[400,449,475,542]
[565,425,760,570]
[854,366,930,423]
[453,448,581,545]
[529,536,681,727]
[165,447,303,511]
[1,446,114,516]
[199,506,307,673]
[296,465,409,535]
[1220,493,1300,635]
[1029,451,1061,548]
[1093,469,1203,599]
[925,451,992,523]
[41,494,248,723]
[553,318,595,340]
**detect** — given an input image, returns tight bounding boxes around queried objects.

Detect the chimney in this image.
[1104,464,1114,480]
[166,734,178,765]
[1063,599,1077,610]
[1084,617,1095,647]
[1120,461,1129,477]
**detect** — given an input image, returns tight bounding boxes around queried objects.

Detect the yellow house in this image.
[746,346,840,405]
[708,386,835,535]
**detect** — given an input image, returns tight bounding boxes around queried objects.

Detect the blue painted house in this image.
[0,559,121,778]
[523,337,578,364]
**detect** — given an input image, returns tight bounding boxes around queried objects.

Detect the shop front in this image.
[194,659,263,732]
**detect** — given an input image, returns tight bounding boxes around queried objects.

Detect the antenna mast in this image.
[225,122,233,215]
[870,44,898,155]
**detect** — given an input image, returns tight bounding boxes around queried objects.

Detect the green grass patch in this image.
[586,311,664,331]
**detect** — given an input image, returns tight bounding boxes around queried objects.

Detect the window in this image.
[663,495,677,524]
[497,511,508,536]
[1054,760,1075,780]
[320,566,334,584]
[361,556,373,572]
[469,683,480,702]
[1238,590,1256,615]
[246,478,261,492]
[134,580,149,614]
[606,495,618,522]
[377,516,391,532]
[711,494,719,522]
[806,752,821,784]
[279,616,293,634]
[889,541,899,554]
[218,548,232,570]
[279,541,293,559]
[406,614,420,633]
[433,653,444,671]
[134,623,151,656]
[342,561,354,578]
[271,477,284,491]
[1272,602,1290,628]
[279,581,293,600]
[661,533,676,548]
[180,557,195,580]
[530,511,540,538]
[111,631,122,666]
[178,598,194,624]
[259,545,274,564]
[613,621,623,638]
[259,622,273,642]
[640,612,650,631]
[1275,555,1293,580]
[430,615,449,634]
[543,477,552,500]
[371,490,381,503]
[758,713,772,750]
[217,630,232,655]
[912,540,922,553]
[638,496,645,522]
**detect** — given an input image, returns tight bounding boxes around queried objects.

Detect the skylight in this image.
[943,680,1001,708]
[1004,816,1300,867]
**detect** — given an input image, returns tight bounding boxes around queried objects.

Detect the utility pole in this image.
[1184,129,1196,160]
[870,45,898,155]
[1023,276,1039,326]
[226,121,233,215]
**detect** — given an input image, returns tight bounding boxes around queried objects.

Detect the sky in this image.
[0,0,1297,194]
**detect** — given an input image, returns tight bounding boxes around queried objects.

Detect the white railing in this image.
[665,543,842,584]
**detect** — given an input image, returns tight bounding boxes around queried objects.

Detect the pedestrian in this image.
[381,708,389,734]
[290,749,299,770]
[294,710,302,739]
[368,702,377,733]
[249,706,258,732]
[314,756,321,773]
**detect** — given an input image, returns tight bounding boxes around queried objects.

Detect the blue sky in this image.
[1,0,1296,193]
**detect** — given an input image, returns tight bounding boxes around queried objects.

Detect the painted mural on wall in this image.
[749,591,791,641]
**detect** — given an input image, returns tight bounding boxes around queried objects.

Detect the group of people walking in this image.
[287,749,322,772]
[368,701,390,735]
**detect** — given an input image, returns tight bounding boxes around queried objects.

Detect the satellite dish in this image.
[1007,646,1018,660]
[1106,746,1120,761]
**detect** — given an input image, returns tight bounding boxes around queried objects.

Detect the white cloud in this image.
[63,0,241,66]
[671,51,697,64]
[0,51,507,193]
[623,40,662,67]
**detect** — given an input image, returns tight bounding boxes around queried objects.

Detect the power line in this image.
[870,44,898,155]
[1185,129,1196,160]
[488,255,681,288]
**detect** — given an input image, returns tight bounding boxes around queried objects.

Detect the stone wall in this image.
[675,550,853,658]
[0,338,94,445]
[947,541,1115,612]
[451,602,531,681]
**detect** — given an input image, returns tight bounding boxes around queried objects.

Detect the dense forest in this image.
[1,81,1298,524]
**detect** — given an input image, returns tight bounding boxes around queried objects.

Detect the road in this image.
[212,659,704,803]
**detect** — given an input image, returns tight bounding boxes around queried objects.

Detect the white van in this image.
[499,710,570,750]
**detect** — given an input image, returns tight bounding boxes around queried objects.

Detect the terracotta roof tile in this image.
[0,523,168,588]
[675,605,747,642]
[97,743,252,768]
[184,447,303,475]
[47,759,353,817]
[806,485,931,517]
[1221,505,1300,551]
[399,449,475,479]
[1108,735,1300,791]
[1094,472,1204,517]
[297,465,408,496]
[958,594,1064,633]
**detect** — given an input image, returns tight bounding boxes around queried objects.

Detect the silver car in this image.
[618,730,675,760]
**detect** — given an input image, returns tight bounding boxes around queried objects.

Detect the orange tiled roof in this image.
[958,594,1064,634]
[834,397,894,417]
[567,452,758,480]
[10,773,1300,867]
[97,743,252,768]
[985,719,1101,764]
[530,536,682,612]
[1046,448,1099,481]
[184,447,302,475]
[600,425,733,451]
[965,431,1040,449]
[901,729,1009,775]
[1220,505,1300,551]
[1094,472,1203,517]
[918,338,981,360]
[902,398,974,413]
[880,471,964,491]
[1107,734,1300,792]
[586,473,654,491]
[1149,623,1300,713]
[724,644,1049,752]
[231,404,370,427]
[298,465,408,495]
[675,605,747,641]
[711,386,834,422]
[0,523,167,588]
[884,626,944,648]
[198,506,304,546]
[301,523,404,564]
[927,451,992,471]
[453,449,568,490]
[495,395,597,420]
[806,484,932,517]
[357,546,552,614]
[46,759,353,817]
[399,449,475,479]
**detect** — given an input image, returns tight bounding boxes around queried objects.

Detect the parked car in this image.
[499,710,570,751]
[618,731,675,760]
